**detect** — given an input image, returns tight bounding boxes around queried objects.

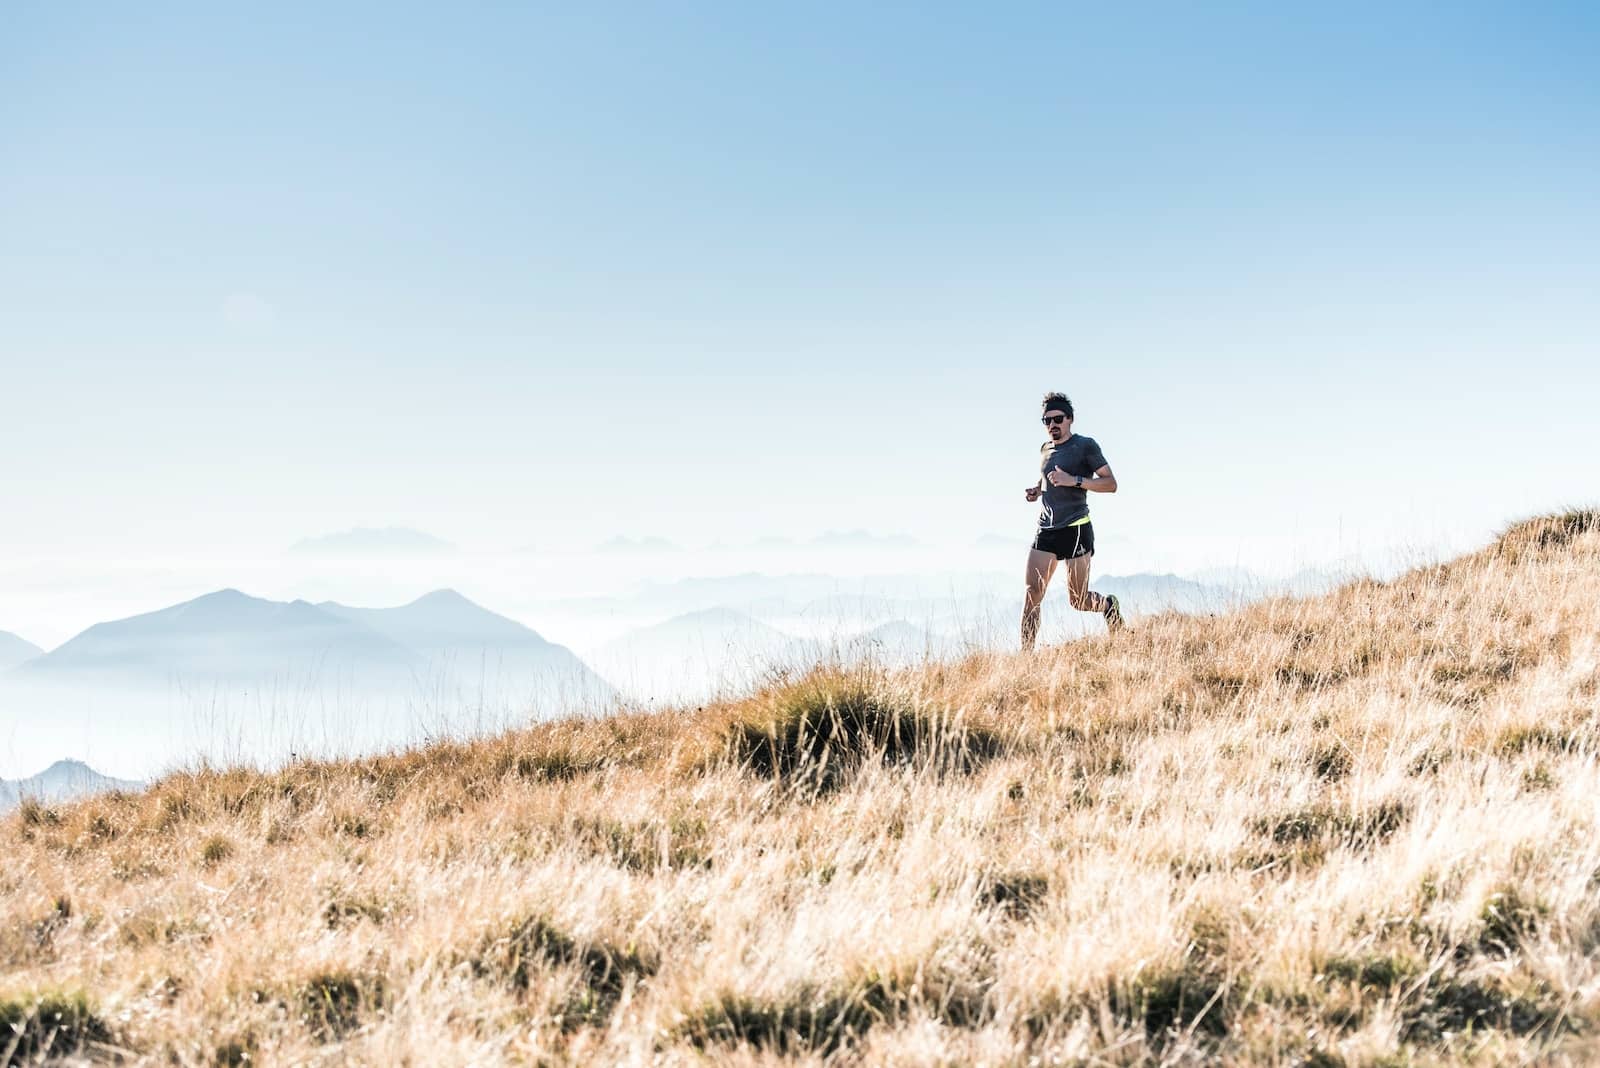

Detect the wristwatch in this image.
[1075,476,1084,488]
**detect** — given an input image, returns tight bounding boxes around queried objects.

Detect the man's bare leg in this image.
[1021,548,1057,650]
[1061,553,1109,614]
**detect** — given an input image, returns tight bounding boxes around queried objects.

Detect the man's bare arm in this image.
[1046,464,1117,492]
[1083,464,1118,493]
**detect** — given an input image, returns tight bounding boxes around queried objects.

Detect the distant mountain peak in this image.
[0,759,145,812]
[173,589,333,620]
[409,588,474,607]
[167,588,275,618]
[0,628,45,669]
[44,758,93,773]
[317,591,563,653]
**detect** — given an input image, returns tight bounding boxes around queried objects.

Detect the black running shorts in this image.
[1032,522,1095,560]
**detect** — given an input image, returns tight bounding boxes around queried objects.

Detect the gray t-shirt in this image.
[1037,434,1108,529]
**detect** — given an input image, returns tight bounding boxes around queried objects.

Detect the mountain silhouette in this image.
[0,591,613,776]
[321,589,555,650]
[0,758,143,811]
[843,620,957,664]
[319,589,611,699]
[589,608,817,703]
[19,589,411,683]
[14,588,612,706]
[0,629,43,670]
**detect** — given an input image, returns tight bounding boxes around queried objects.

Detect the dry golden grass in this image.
[5,510,1600,1066]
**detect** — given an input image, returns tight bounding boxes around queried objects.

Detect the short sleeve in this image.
[1084,438,1108,472]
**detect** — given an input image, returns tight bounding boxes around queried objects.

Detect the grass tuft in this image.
[469,915,655,1030]
[1309,744,1353,781]
[1109,964,1230,1040]
[151,793,194,833]
[0,990,113,1066]
[501,749,602,782]
[14,799,60,836]
[678,977,908,1054]
[323,892,390,929]
[296,970,382,1041]
[1399,974,1567,1042]
[199,834,234,867]
[722,669,1003,792]
[212,1034,256,1066]
[571,815,712,872]
[1321,951,1420,990]
[1477,887,1546,957]
[1496,509,1600,559]
[1258,800,1408,849]
[981,872,1050,919]
[1496,725,1580,756]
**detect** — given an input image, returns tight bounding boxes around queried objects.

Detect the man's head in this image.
[1041,391,1073,443]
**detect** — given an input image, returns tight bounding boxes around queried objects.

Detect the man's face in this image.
[1042,409,1071,444]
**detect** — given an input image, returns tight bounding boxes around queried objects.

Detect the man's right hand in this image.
[1024,486,1041,502]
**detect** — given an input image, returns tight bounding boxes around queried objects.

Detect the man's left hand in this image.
[1046,466,1075,487]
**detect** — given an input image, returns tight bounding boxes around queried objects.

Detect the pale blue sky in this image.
[3,2,1597,578]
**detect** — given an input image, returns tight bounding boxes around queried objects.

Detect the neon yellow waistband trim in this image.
[1067,514,1091,527]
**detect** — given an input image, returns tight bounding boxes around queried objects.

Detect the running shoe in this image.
[1103,594,1124,633]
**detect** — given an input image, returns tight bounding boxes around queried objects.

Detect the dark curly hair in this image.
[1041,392,1074,418]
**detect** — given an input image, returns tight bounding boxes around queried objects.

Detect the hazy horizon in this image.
[2,515,1496,652]
[0,527,1500,782]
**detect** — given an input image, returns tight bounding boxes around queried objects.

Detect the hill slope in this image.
[588,607,818,702]
[0,629,43,669]
[318,589,613,701]
[4,511,1599,1065]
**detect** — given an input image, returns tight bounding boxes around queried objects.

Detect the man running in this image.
[1022,391,1122,650]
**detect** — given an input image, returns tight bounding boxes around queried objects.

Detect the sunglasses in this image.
[1041,415,1068,426]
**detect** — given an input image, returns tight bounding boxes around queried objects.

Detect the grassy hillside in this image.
[5,511,1599,1066]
